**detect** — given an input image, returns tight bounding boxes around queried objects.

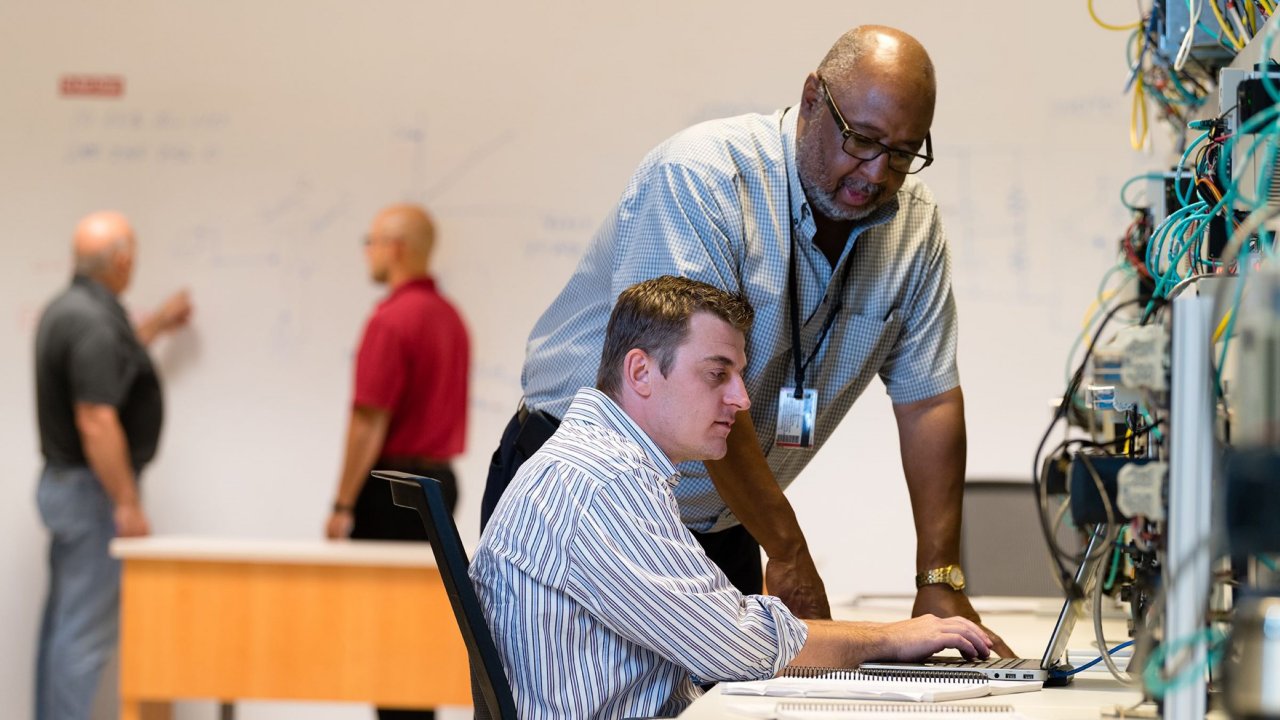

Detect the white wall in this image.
[0,1,1159,716]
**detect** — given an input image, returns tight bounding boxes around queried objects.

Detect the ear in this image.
[112,246,132,276]
[621,348,654,399]
[800,72,822,116]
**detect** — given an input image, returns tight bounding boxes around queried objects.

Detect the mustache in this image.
[840,176,882,195]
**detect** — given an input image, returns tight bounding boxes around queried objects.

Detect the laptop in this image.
[860,530,1113,687]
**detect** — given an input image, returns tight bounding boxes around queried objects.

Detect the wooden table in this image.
[110,536,471,720]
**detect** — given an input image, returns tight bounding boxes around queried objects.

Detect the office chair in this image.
[381,470,672,720]
[378,470,518,720]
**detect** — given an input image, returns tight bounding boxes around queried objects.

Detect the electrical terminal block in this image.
[1117,461,1167,522]
[1092,325,1169,393]
[1086,385,1142,413]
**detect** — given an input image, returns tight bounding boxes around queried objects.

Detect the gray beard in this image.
[795,133,881,222]
[799,172,878,222]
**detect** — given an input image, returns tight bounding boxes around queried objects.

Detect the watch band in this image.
[915,564,965,590]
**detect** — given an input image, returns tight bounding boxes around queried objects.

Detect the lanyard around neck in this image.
[784,170,855,400]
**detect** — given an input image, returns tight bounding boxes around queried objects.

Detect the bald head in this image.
[364,203,436,285]
[73,211,136,293]
[374,204,435,258]
[817,26,936,109]
[793,26,937,222]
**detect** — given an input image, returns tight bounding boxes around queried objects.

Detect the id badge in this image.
[776,388,818,449]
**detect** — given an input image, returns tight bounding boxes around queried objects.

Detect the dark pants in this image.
[690,523,764,596]
[353,460,458,720]
[480,407,764,594]
[480,406,560,530]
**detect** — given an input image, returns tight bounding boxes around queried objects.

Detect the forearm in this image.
[704,410,807,558]
[332,406,391,507]
[135,316,162,346]
[75,404,139,506]
[787,620,886,669]
[895,387,966,570]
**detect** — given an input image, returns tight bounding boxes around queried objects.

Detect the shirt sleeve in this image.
[353,314,405,411]
[880,205,960,404]
[564,477,809,683]
[68,324,136,407]
[609,160,747,297]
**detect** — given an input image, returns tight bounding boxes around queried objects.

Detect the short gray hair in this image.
[816,28,935,92]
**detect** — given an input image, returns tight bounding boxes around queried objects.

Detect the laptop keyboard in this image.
[928,657,1036,669]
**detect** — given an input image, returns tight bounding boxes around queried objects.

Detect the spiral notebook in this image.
[774,701,1022,719]
[720,666,1042,703]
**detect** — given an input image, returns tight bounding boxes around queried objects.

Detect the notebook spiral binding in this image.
[777,702,1015,714]
[781,666,990,683]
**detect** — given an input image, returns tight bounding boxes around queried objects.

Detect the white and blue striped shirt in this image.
[521,106,959,533]
[470,388,809,720]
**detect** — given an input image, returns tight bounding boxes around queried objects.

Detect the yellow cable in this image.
[1262,0,1275,16]
[1131,71,1149,150]
[1248,0,1257,34]
[1214,308,1233,343]
[1089,0,1145,30]
[1082,288,1122,329]
[1209,0,1245,49]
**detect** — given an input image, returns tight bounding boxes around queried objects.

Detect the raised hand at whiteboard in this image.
[137,289,193,345]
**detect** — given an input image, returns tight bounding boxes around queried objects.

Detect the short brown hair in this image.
[595,276,754,398]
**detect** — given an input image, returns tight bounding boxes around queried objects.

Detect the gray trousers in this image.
[35,465,121,720]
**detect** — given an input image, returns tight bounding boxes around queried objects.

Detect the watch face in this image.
[949,566,966,588]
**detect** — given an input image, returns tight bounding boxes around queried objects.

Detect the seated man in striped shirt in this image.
[470,276,991,720]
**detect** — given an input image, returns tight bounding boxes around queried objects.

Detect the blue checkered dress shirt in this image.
[522,107,959,532]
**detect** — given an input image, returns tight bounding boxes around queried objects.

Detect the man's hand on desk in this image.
[765,550,832,620]
[325,509,354,539]
[877,613,993,661]
[114,502,151,538]
[912,585,1015,658]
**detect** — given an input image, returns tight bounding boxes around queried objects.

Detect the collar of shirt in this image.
[779,106,901,274]
[71,274,130,325]
[380,275,436,307]
[561,387,681,489]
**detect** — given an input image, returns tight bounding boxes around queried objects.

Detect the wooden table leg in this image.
[122,699,173,720]
[141,702,174,720]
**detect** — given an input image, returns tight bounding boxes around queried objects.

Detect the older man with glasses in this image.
[482,24,1013,657]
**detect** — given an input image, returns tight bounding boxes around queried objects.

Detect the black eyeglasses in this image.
[819,77,933,175]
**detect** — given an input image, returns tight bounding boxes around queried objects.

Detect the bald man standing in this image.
[34,211,191,720]
[325,204,469,720]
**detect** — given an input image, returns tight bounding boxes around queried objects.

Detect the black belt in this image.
[375,456,452,474]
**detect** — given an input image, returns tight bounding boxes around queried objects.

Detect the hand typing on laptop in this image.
[914,585,1017,659]
[787,614,993,670]
[876,614,994,661]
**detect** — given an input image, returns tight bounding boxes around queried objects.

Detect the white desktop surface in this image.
[677,596,1144,719]
[110,534,438,567]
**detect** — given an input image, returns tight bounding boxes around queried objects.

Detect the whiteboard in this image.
[0,1,1160,716]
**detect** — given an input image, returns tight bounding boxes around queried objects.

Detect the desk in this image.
[678,597,1144,719]
[110,536,470,720]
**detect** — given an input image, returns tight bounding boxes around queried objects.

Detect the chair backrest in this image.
[960,479,1080,597]
[375,470,518,720]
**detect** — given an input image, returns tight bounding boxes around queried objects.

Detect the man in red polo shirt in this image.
[325,203,469,719]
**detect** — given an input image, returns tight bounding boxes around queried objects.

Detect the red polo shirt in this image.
[353,277,469,458]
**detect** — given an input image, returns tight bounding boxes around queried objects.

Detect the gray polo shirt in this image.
[35,275,164,471]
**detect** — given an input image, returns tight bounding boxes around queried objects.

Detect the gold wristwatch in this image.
[915,564,966,591]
